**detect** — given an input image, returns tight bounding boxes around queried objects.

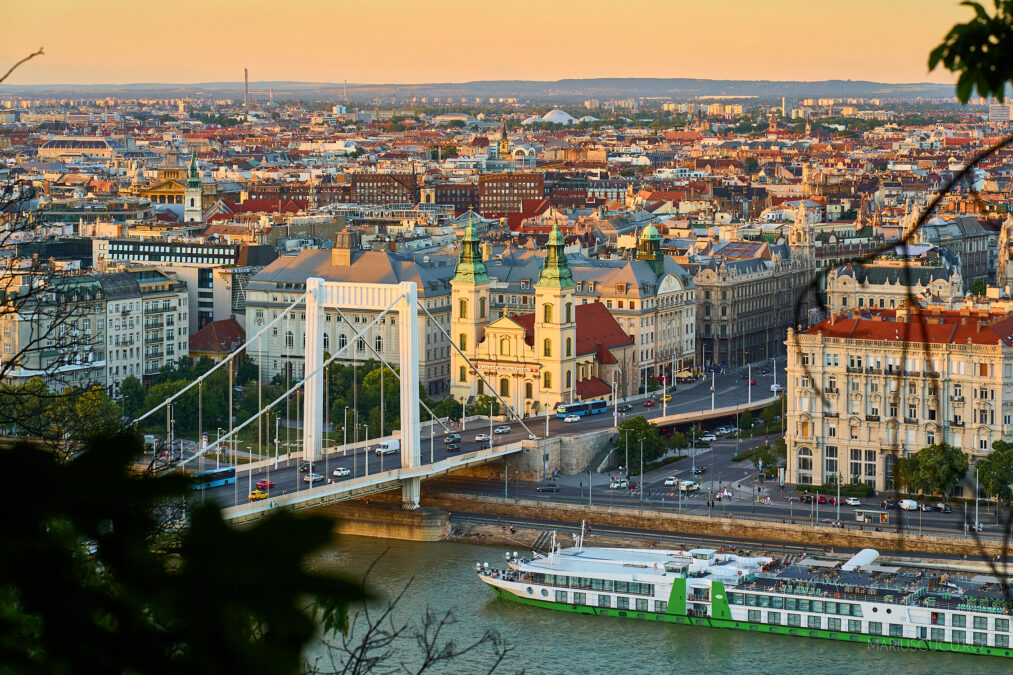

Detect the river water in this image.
[311,536,1009,674]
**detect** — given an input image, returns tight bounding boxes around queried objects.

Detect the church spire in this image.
[536,218,575,289]
[186,154,200,188]
[452,210,490,284]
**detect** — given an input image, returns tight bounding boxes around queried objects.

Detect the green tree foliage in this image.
[930,1,1013,102]
[614,416,666,463]
[979,440,1013,502]
[738,410,754,430]
[969,278,988,297]
[0,431,363,674]
[667,431,689,450]
[120,375,147,419]
[894,443,969,499]
[759,399,780,426]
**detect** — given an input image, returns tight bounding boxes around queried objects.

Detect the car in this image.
[443,434,461,444]
[844,497,862,507]
[660,394,672,402]
[918,503,932,511]
[564,414,581,423]
[299,462,314,473]
[528,433,539,440]
[970,523,988,533]
[255,479,275,490]
[535,482,560,492]
[800,494,828,504]
[374,445,399,456]
[881,500,898,509]
[609,478,630,489]
[748,379,756,386]
[700,433,717,442]
[618,403,633,412]
[933,503,953,513]
[445,443,461,452]
[493,425,511,434]
[692,466,707,475]
[899,499,918,511]
[642,399,656,408]
[249,489,268,501]
[679,480,701,492]
[474,433,491,442]
[303,473,324,483]
[663,476,678,487]
[332,467,351,477]
[770,383,784,393]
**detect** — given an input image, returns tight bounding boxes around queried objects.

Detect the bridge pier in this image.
[401,476,421,510]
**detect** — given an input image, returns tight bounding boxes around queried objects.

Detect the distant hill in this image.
[0,77,958,101]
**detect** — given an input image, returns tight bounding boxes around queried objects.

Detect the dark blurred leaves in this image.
[0,431,363,675]
[929,0,1013,102]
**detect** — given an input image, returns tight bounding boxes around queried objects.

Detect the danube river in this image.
[311,536,1009,674]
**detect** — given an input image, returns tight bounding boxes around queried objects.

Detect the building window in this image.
[459,334,467,351]
[543,303,553,324]
[477,380,484,395]
[565,302,572,323]
[357,337,365,352]
[323,333,330,350]
[459,299,468,319]
[459,366,467,383]
[544,372,552,389]
[566,338,572,357]
[544,338,552,357]
[500,379,510,396]
[566,370,572,389]
[501,338,510,356]
[285,331,294,348]
[525,382,533,399]
[479,297,486,319]
[375,336,383,353]
[338,334,347,350]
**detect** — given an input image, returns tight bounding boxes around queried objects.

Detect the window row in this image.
[728,593,863,616]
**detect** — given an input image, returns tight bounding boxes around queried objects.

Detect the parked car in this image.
[445,443,461,452]
[899,499,918,511]
[609,478,629,489]
[800,494,829,504]
[493,425,511,434]
[303,473,324,484]
[770,383,784,393]
[564,414,581,423]
[444,434,461,444]
[332,467,351,477]
[933,503,953,513]
[249,489,268,501]
[663,476,678,487]
[535,482,560,493]
[618,403,633,412]
[918,503,932,511]
[642,399,656,408]
[474,433,491,442]
[692,466,707,475]
[255,479,275,490]
[700,433,717,442]
[844,497,862,507]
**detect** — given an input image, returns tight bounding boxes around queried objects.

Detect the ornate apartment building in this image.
[825,247,963,313]
[785,304,1013,492]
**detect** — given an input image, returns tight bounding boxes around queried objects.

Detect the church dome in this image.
[641,223,661,241]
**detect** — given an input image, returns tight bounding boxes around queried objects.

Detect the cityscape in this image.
[4,2,1013,673]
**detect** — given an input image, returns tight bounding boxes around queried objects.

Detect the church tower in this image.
[999,214,1013,294]
[636,223,665,276]
[789,199,814,261]
[534,219,577,412]
[497,122,510,162]
[450,211,491,404]
[184,155,203,223]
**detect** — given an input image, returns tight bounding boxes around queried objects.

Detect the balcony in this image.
[865,366,882,374]
[903,417,918,424]
[923,371,940,378]
[146,335,164,344]
[950,395,964,402]
[865,415,880,422]
[145,350,164,360]
[846,366,863,373]
[824,412,839,418]
[951,420,965,427]
[144,319,163,330]
[825,387,839,395]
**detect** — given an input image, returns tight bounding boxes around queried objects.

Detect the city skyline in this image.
[3,0,970,86]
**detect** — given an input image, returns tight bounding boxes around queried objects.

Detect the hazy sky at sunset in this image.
[2,0,972,85]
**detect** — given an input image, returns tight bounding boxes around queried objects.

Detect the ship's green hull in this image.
[489,586,1013,660]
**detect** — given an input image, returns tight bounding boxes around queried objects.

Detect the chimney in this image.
[331,230,360,267]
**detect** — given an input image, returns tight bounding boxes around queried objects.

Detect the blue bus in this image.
[191,467,237,490]
[556,399,608,418]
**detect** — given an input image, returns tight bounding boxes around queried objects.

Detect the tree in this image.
[667,431,689,450]
[71,386,122,441]
[759,400,779,426]
[902,444,970,500]
[979,440,1013,503]
[969,278,988,297]
[120,375,147,419]
[614,416,666,463]
[930,0,1013,102]
[738,410,754,431]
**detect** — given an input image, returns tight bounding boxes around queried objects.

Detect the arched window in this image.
[284,331,294,348]
[543,338,552,357]
[459,298,468,319]
[459,365,467,382]
[566,370,572,388]
[338,334,347,350]
[500,338,510,355]
[479,297,486,319]
[357,337,365,352]
[543,303,553,324]
[500,378,510,396]
[543,372,552,389]
[525,382,533,399]
[375,335,383,353]
[565,302,572,323]
[323,333,330,350]
[797,447,813,472]
[566,337,572,357]
[190,197,195,207]
[459,333,467,351]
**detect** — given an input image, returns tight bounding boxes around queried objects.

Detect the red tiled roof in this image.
[510,301,634,355]
[576,376,612,399]
[808,308,1013,346]
[189,319,246,355]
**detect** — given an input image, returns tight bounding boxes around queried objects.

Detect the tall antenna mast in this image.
[244,67,249,108]
[344,79,348,101]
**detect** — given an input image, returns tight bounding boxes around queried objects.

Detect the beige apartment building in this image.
[785,304,1013,493]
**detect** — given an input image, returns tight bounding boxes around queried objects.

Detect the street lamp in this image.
[343,406,349,455]
[216,427,224,469]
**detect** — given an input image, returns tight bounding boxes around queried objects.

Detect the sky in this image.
[1,0,973,85]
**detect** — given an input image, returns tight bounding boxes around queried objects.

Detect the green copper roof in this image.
[641,223,660,240]
[186,155,200,189]
[452,211,490,284]
[536,219,575,289]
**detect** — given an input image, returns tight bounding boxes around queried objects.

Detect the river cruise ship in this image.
[477,539,1013,659]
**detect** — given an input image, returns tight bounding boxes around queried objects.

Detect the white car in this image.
[333,467,351,478]
[609,478,629,489]
[528,433,539,440]
[844,497,861,507]
[303,473,324,483]
[564,414,581,423]
[474,433,491,442]
[679,480,701,492]
[700,433,717,442]
[663,476,678,487]
[770,383,784,393]
[493,425,511,434]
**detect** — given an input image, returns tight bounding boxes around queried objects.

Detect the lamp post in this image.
[363,424,369,477]
[612,370,618,428]
[711,371,716,410]
[748,363,752,405]
[343,406,349,455]
[429,410,434,464]
[274,414,280,469]
[216,427,224,470]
